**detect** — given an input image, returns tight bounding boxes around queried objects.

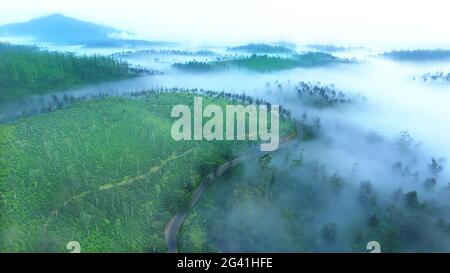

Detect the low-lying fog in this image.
[4,45,450,251]
[123,50,450,251]
[6,47,450,184]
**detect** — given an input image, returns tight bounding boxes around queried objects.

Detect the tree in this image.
[396,130,420,153]
[391,162,403,173]
[404,191,419,209]
[435,218,450,234]
[423,178,437,191]
[365,130,383,144]
[429,158,443,177]
[391,187,404,203]
[321,223,337,244]
[359,180,375,205]
[368,214,380,228]
[329,173,344,193]
[352,228,365,250]
[258,154,272,171]
[283,152,290,163]
[292,149,304,167]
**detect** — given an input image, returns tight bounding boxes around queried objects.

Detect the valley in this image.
[1,11,450,253]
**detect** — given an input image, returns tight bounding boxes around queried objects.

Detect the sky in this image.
[0,0,450,48]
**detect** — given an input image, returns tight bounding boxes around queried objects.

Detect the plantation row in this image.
[0,92,297,252]
[3,87,294,124]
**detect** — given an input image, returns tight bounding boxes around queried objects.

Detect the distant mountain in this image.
[0,13,122,44]
[307,44,365,53]
[0,13,161,47]
[308,44,347,52]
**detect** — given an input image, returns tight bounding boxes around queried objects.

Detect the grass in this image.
[0,91,296,252]
[173,53,348,73]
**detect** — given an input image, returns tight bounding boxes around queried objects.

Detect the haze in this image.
[1,0,450,48]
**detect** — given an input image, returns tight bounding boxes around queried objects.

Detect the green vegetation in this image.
[294,81,365,108]
[113,49,217,58]
[382,49,450,61]
[0,91,296,252]
[308,44,347,52]
[0,43,135,104]
[419,71,450,83]
[83,39,173,48]
[172,53,348,73]
[179,148,450,253]
[228,43,293,54]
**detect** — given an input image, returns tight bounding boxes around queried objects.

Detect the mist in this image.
[2,0,450,49]
[1,1,450,253]
[153,52,450,252]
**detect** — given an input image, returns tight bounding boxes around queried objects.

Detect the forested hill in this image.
[0,43,134,104]
[0,13,119,44]
[0,13,159,47]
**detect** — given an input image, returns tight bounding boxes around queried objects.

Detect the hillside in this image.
[0,43,135,104]
[173,53,348,73]
[0,91,296,252]
[0,13,121,44]
[0,13,158,47]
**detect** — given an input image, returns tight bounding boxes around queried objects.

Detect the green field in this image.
[173,53,348,73]
[0,91,296,252]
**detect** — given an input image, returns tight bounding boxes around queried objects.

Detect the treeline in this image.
[307,44,347,52]
[294,81,365,107]
[113,49,218,58]
[382,49,450,61]
[173,52,348,73]
[7,87,294,123]
[227,43,294,54]
[0,43,134,103]
[419,71,450,83]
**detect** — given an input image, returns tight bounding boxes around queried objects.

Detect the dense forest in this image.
[0,43,134,103]
[307,44,348,52]
[172,53,348,73]
[227,43,294,54]
[113,49,217,58]
[382,49,450,61]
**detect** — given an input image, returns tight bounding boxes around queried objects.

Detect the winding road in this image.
[165,125,302,253]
